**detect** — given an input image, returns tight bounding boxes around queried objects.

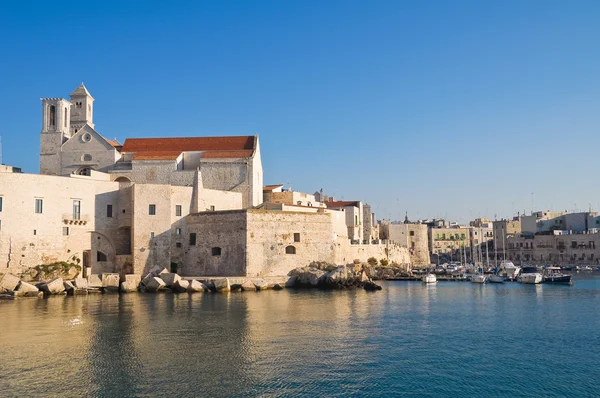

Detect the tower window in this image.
[212,247,222,256]
[149,204,156,215]
[189,233,197,245]
[285,245,296,254]
[49,105,55,127]
[35,198,43,214]
[294,233,300,242]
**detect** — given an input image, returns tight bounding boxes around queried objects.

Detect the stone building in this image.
[506,232,600,265]
[428,226,471,258]
[379,222,430,266]
[324,201,364,243]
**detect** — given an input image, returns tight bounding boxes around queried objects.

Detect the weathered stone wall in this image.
[0,172,121,275]
[380,223,430,265]
[60,127,120,175]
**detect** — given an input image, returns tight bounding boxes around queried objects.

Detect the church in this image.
[0,84,408,279]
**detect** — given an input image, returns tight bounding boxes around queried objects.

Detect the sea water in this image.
[1,274,600,397]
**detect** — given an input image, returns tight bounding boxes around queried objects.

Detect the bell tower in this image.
[69,83,94,134]
[40,97,71,175]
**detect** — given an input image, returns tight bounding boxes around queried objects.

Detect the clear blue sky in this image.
[1,0,599,223]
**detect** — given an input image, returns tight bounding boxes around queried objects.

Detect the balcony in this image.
[62,213,89,225]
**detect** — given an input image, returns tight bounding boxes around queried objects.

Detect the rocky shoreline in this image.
[0,262,385,299]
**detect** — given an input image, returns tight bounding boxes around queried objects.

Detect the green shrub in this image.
[380,258,389,266]
[367,257,378,266]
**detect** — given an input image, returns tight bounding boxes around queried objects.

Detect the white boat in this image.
[472,274,486,283]
[422,273,437,283]
[499,261,521,281]
[488,274,504,283]
[517,266,543,284]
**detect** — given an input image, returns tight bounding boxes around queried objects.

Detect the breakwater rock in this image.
[288,262,382,291]
[365,265,411,280]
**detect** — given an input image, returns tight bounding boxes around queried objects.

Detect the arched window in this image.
[285,245,296,254]
[212,247,222,256]
[49,105,55,126]
[64,107,67,127]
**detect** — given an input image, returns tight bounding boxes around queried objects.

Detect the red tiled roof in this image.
[122,136,255,153]
[102,137,122,148]
[201,150,254,159]
[133,151,182,160]
[325,201,361,208]
[263,184,284,191]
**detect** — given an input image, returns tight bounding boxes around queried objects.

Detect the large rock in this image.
[241,280,256,291]
[213,278,230,292]
[172,279,189,293]
[160,273,181,288]
[120,281,138,293]
[144,277,166,292]
[125,274,141,286]
[15,281,40,297]
[141,273,155,287]
[73,277,88,289]
[102,273,120,288]
[290,267,326,286]
[0,273,20,293]
[285,276,297,288]
[363,281,382,291]
[253,279,269,291]
[88,274,103,288]
[41,278,65,295]
[188,279,208,293]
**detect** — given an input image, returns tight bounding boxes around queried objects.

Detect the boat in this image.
[422,273,437,283]
[543,267,572,284]
[488,274,504,283]
[498,261,521,281]
[517,266,543,284]
[471,274,486,283]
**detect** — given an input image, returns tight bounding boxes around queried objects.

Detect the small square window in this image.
[294,233,300,242]
[176,242,182,248]
[212,247,222,256]
[149,204,156,215]
[33,229,37,235]
[189,233,197,245]
[63,227,69,236]
[176,205,182,217]
[176,228,182,235]
[409,231,415,236]
[210,205,215,212]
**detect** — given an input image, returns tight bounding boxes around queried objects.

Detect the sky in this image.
[1,0,599,223]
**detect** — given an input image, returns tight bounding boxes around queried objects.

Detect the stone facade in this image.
[506,232,600,265]
[379,223,430,266]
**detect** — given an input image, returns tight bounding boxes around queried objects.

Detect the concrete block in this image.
[63,281,75,294]
[149,266,169,276]
[73,277,88,289]
[0,274,20,293]
[120,281,138,293]
[41,278,65,295]
[144,277,166,292]
[88,274,103,288]
[83,267,92,278]
[241,280,256,291]
[188,280,208,292]
[213,278,230,292]
[101,273,120,288]
[172,279,189,293]
[159,273,181,287]
[16,281,39,296]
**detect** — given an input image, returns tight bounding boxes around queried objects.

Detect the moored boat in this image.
[499,261,521,281]
[422,273,437,284]
[517,266,542,284]
[543,267,572,284]
[488,275,504,283]
[471,274,486,284]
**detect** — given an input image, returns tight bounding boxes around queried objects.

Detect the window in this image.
[64,108,67,127]
[73,200,81,220]
[49,105,55,126]
[35,199,43,214]
[176,242,182,248]
[33,229,36,235]
[285,245,296,254]
[294,233,301,242]
[63,227,69,236]
[176,205,182,217]
[355,215,358,225]
[212,247,222,256]
[97,251,107,262]
[210,205,215,211]
[0,196,2,212]
[107,205,113,218]
[0,220,2,230]
[149,204,156,215]
[189,233,196,245]
[410,231,415,236]
[176,228,182,235]
[150,232,155,239]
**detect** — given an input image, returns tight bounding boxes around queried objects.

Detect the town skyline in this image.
[1,1,599,222]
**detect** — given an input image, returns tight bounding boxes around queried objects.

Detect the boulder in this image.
[253,279,269,291]
[120,281,138,293]
[73,277,88,289]
[102,273,120,288]
[213,278,230,292]
[125,274,141,286]
[88,274,103,288]
[0,273,20,293]
[172,279,189,293]
[188,279,208,293]
[16,281,40,297]
[363,281,382,291]
[159,273,181,288]
[41,278,65,295]
[290,267,326,286]
[141,273,155,287]
[63,281,75,294]
[144,277,166,293]
[241,280,257,291]
[285,276,297,288]
[273,283,284,290]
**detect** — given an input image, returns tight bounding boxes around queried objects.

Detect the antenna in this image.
[0,135,3,165]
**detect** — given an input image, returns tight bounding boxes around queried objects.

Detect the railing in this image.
[62,213,90,225]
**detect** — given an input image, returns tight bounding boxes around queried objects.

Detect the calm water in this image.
[2,275,600,397]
